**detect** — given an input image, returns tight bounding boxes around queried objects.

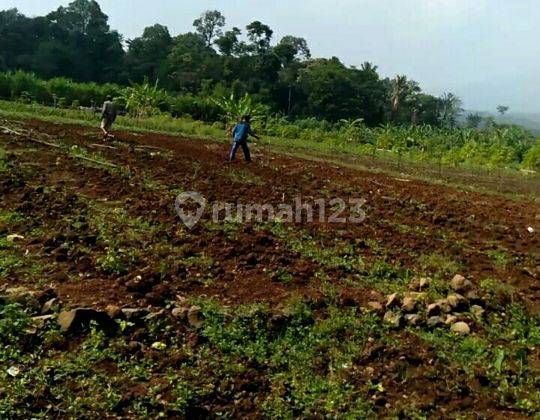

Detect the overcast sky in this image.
[2,0,539,113]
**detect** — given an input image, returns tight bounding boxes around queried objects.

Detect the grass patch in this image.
[266,223,364,273]
[0,210,24,226]
[0,146,8,172]
[418,252,461,278]
[363,259,412,293]
[0,253,22,278]
[199,299,383,417]
[415,302,539,414]
[486,249,510,269]
[221,167,265,186]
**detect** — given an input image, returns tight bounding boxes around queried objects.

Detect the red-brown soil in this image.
[1,118,537,312]
[1,118,539,418]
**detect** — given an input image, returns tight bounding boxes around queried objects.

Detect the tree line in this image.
[0,0,478,127]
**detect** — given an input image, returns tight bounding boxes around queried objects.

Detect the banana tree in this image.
[213,94,269,133]
[122,79,166,118]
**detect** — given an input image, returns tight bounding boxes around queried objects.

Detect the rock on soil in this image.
[409,277,430,291]
[430,299,453,315]
[465,289,482,303]
[367,301,383,312]
[450,321,471,335]
[450,274,473,293]
[105,305,123,319]
[385,293,400,308]
[401,296,417,313]
[172,306,189,320]
[57,308,117,334]
[401,292,426,313]
[427,316,445,328]
[446,293,468,311]
[6,234,24,242]
[32,314,57,330]
[383,311,402,328]
[426,303,439,317]
[470,305,485,318]
[188,306,204,328]
[405,314,422,326]
[121,308,149,322]
[41,298,60,315]
[4,286,35,298]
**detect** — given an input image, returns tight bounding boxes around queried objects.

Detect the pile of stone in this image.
[0,285,204,336]
[170,296,204,328]
[370,275,486,335]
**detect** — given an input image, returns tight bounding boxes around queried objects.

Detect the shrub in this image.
[522,142,540,171]
[122,79,168,118]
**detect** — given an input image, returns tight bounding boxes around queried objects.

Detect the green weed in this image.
[486,249,510,268]
[0,210,24,225]
[0,253,22,277]
[418,252,461,277]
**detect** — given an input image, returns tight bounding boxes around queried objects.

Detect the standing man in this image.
[100,95,117,139]
[229,115,260,162]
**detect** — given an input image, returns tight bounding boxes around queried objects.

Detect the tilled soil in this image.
[0,118,539,418]
[1,119,538,311]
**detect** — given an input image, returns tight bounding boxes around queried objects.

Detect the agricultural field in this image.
[0,114,538,418]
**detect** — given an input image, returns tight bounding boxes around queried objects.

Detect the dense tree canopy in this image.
[0,0,455,126]
[125,24,173,83]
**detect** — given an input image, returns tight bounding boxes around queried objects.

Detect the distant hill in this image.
[461,111,540,135]
[496,113,540,134]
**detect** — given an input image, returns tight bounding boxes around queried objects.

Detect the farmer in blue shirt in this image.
[229,115,260,162]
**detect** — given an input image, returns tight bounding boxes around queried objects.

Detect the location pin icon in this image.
[175,192,206,229]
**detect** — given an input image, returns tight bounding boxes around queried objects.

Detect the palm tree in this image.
[390,75,420,122]
[438,93,463,128]
[390,75,407,120]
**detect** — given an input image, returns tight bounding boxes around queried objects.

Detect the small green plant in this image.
[213,93,268,125]
[0,253,22,277]
[122,79,166,118]
[272,268,293,284]
[97,248,132,275]
[486,250,510,268]
[0,210,23,225]
[418,252,461,277]
[0,303,32,360]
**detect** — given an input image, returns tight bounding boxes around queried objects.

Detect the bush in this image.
[522,142,540,171]
[0,71,123,108]
[170,95,222,122]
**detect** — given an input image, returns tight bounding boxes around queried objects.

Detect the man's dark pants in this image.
[229,140,251,161]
